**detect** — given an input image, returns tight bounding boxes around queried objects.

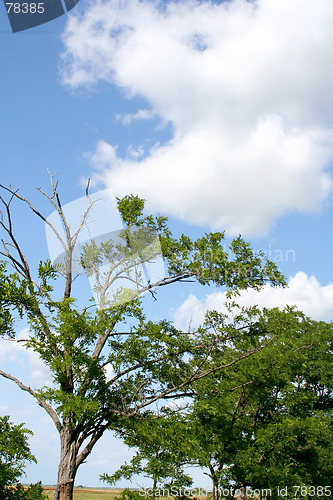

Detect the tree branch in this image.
[127,336,277,416]
[0,369,62,432]
[76,424,109,468]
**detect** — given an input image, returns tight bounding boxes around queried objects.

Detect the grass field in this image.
[41,487,213,500]
[42,487,123,499]
[41,486,215,500]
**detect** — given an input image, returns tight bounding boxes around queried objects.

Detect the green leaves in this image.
[37,260,58,292]
[0,264,23,338]
[0,416,36,488]
[160,229,286,293]
[113,307,332,496]
[0,189,298,497]
[102,415,194,492]
[117,195,145,226]
[191,307,333,492]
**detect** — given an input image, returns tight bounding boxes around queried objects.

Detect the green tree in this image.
[101,414,193,496]
[115,307,333,500]
[169,307,333,499]
[0,415,36,488]
[0,177,285,500]
[0,415,46,499]
[100,305,281,500]
[233,309,333,497]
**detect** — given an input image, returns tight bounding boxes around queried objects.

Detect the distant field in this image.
[42,487,123,499]
[42,486,214,500]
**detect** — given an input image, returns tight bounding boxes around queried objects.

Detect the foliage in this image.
[0,415,46,499]
[0,415,36,487]
[192,308,333,497]
[101,414,193,493]
[114,488,148,500]
[108,307,333,500]
[0,179,285,500]
[1,481,47,500]
[231,310,333,495]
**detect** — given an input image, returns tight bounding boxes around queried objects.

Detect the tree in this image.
[0,415,36,489]
[101,415,193,496]
[181,307,333,499]
[0,415,46,499]
[0,176,285,500]
[111,307,333,500]
[232,309,333,496]
[104,304,277,500]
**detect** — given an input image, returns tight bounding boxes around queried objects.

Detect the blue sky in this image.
[1,0,333,489]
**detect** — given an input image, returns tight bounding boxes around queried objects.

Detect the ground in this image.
[42,486,122,500]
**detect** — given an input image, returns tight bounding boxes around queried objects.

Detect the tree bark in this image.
[53,427,78,500]
[208,464,219,500]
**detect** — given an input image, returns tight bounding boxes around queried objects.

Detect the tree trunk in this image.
[53,427,78,500]
[152,476,157,499]
[212,474,219,500]
[208,465,219,500]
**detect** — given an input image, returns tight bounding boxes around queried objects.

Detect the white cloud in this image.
[116,108,156,126]
[175,272,333,329]
[165,397,187,411]
[61,0,333,236]
[0,328,52,387]
[104,363,114,382]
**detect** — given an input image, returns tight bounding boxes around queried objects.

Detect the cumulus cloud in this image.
[61,0,333,236]
[0,328,52,386]
[174,272,333,329]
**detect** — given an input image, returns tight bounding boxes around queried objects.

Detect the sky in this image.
[1,0,333,489]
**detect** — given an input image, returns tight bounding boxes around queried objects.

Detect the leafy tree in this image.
[101,414,193,496]
[2,482,47,500]
[232,309,333,497]
[0,415,36,488]
[113,307,333,500]
[101,304,280,500]
[0,177,285,500]
[177,307,333,499]
[0,415,46,499]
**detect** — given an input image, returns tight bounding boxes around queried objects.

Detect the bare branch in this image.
[3,338,30,343]
[0,183,67,251]
[1,176,100,301]
[0,194,33,282]
[106,355,165,387]
[76,424,108,468]
[85,178,91,198]
[230,380,253,392]
[0,369,62,432]
[91,323,117,361]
